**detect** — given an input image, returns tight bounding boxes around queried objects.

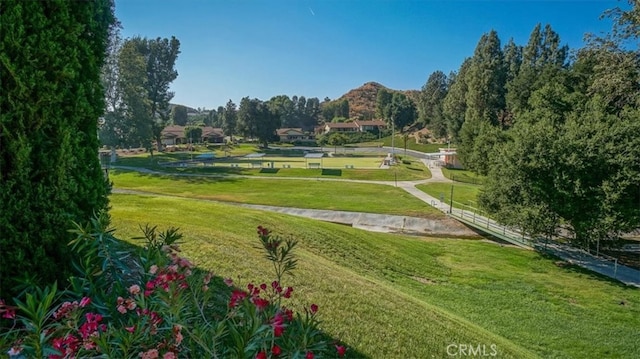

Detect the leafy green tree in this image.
[222,100,237,142]
[239,97,280,148]
[172,105,189,126]
[326,132,348,153]
[376,88,393,119]
[0,0,114,298]
[270,95,296,127]
[109,36,180,152]
[386,92,417,154]
[465,30,506,126]
[480,3,640,245]
[443,58,472,142]
[184,126,203,144]
[302,97,321,131]
[118,38,151,147]
[457,30,507,172]
[506,24,568,116]
[418,70,448,139]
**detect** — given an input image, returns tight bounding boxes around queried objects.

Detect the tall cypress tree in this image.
[0,0,114,298]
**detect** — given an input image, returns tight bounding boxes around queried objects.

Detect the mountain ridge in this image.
[333,81,419,120]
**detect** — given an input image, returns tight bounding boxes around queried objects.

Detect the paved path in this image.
[112,157,640,288]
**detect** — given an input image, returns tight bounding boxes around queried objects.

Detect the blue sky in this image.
[115,0,621,110]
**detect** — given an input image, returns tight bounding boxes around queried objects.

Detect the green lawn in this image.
[109,193,640,359]
[349,136,444,153]
[442,167,486,185]
[110,170,441,218]
[113,153,432,181]
[416,182,483,211]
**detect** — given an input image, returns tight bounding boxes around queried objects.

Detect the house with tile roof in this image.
[161,125,224,146]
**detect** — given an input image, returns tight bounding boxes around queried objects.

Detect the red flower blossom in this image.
[272,344,282,356]
[256,351,267,359]
[305,351,314,359]
[253,297,269,311]
[273,325,284,337]
[257,226,270,237]
[283,286,293,298]
[229,290,248,307]
[336,345,346,357]
[310,304,318,314]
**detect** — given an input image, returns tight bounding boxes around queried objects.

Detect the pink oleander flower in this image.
[336,345,346,357]
[53,301,78,320]
[139,348,159,359]
[173,324,184,346]
[149,265,158,274]
[163,352,176,359]
[224,278,233,286]
[129,284,141,295]
[79,297,91,308]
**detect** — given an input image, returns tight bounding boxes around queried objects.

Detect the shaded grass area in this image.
[350,136,444,153]
[113,153,432,181]
[416,182,482,211]
[381,136,444,153]
[110,170,441,218]
[442,167,486,185]
[110,194,640,359]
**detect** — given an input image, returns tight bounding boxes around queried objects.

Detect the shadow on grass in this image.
[113,238,368,358]
[260,168,280,174]
[321,169,342,176]
[535,250,635,289]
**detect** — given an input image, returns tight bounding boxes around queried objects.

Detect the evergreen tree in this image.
[506,24,568,116]
[418,70,448,139]
[222,100,237,142]
[172,105,189,126]
[0,0,114,298]
[443,59,472,142]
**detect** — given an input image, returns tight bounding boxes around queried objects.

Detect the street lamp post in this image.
[390,115,395,163]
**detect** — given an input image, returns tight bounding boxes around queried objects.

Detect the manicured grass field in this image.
[110,170,441,218]
[114,152,432,181]
[109,193,640,359]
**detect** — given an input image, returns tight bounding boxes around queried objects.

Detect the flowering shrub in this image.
[0,213,347,358]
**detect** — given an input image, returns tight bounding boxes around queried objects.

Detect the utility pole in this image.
[449,175,454,214]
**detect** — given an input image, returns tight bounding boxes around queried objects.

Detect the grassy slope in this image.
[110,170,441,218]
[441,167,486,185]
[416,182,482,210]
[110,194,640,358]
